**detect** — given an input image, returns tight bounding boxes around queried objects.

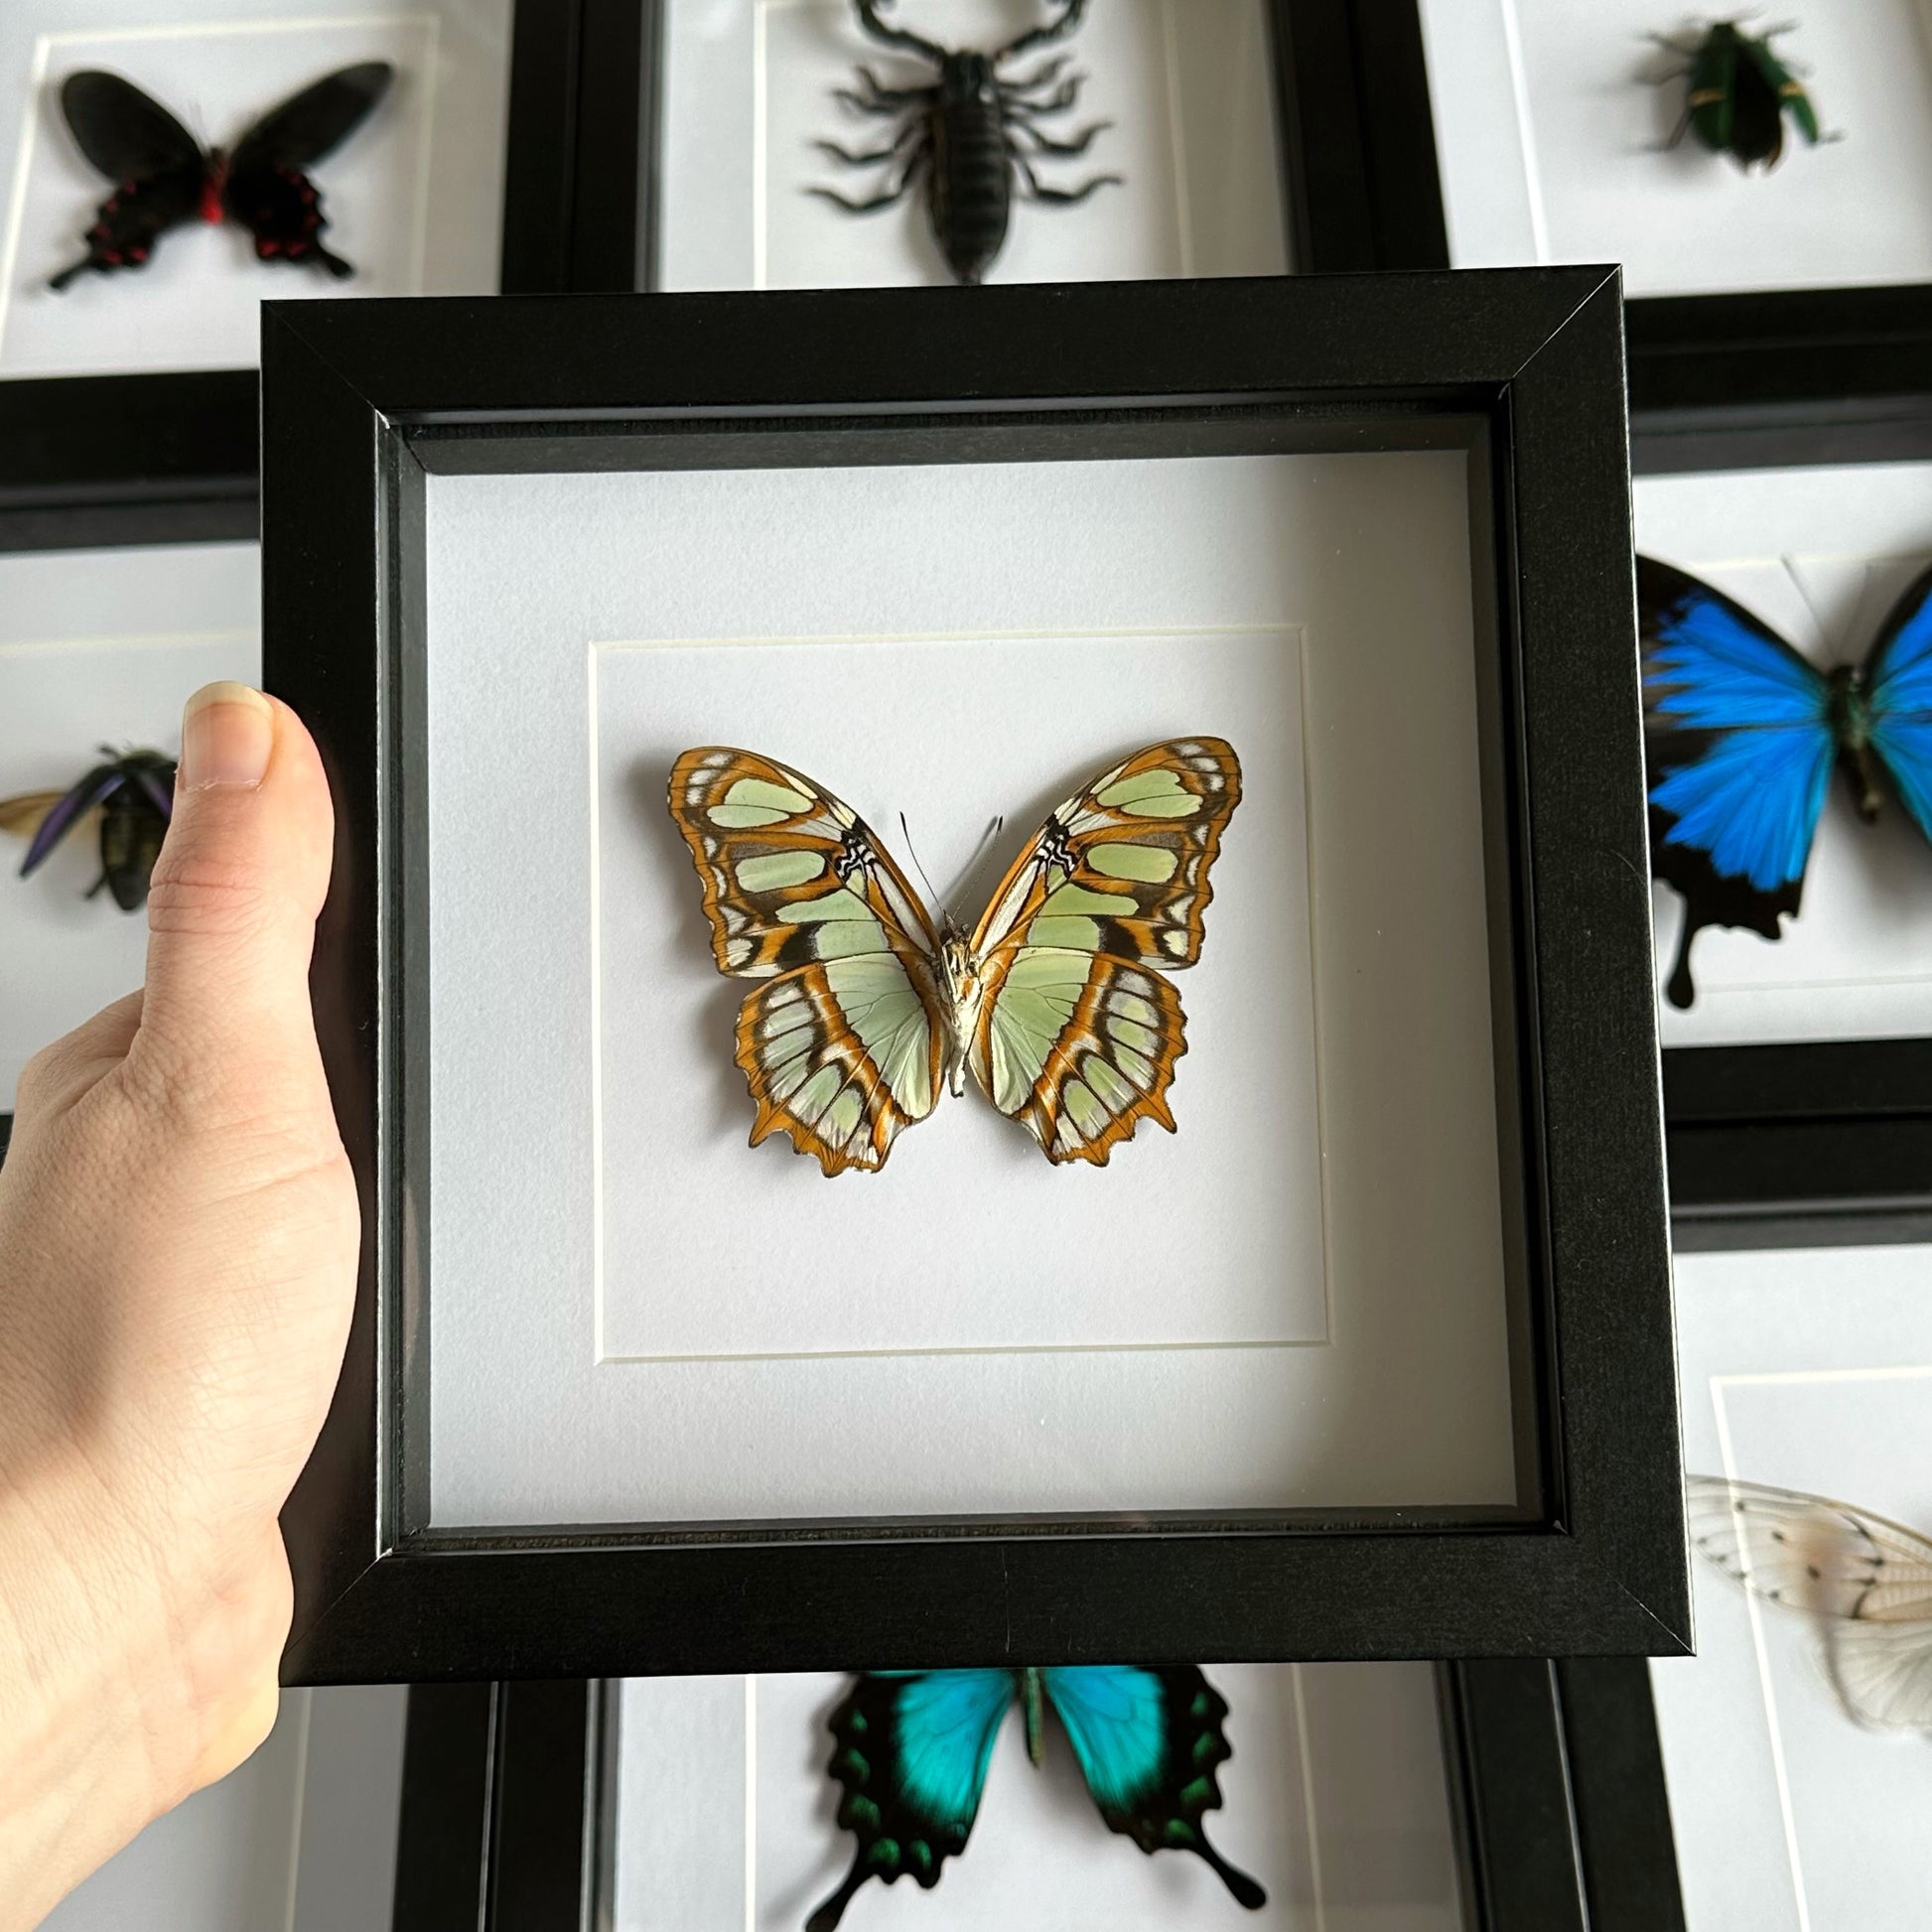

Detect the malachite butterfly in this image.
[666,738,1242,1173]
[807,1665,1267,1929]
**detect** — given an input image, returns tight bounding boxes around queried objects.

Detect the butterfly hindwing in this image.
[226,62,392,276]
[1638,557,1834,1007]
[668,748,944,1174]
[808,1670,1016,1932]
[1043,1665,1267,1908]
[1865,559,1932,846]
[1687,1474,1932,1730]
[969,738,1240,1165]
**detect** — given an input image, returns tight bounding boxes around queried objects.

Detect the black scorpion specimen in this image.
[810,0,1121,285]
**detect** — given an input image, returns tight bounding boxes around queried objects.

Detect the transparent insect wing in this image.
[1686,1474,1932,1730]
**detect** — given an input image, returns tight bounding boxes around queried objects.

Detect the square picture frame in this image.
[0,0,650,545]
[1628,289,1932,1248]
[259,267,1684,1682]
[634,0,1447,291]
[387,1658,1684,1932]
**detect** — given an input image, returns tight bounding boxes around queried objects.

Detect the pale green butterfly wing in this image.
[668,748,944,1174]
[966,739,1242,1165]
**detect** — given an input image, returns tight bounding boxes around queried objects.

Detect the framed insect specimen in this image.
[1658,1241,1932,1925]
[0,746,175,909]
[0,0,651,552]
[668,740,1240,1173]
[646,0,1448,291]
[808,0,1121,286]
[259,268,1678,1682]
[389,1659,1685,1932]
[1649,19,1823,173]
[1640,555,1932,1012]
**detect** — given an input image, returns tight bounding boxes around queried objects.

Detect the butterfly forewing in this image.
[668,747,945,1174]
[969,738,1241,1165]
[59,71,201,180]
[229,62,392,173]
[1688,1474,1932,1729]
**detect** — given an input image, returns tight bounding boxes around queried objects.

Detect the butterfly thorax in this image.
[200,151,230,224]
[936,921,988,1098]
[1827,665,1885,821]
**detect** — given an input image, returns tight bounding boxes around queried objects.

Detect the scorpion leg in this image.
[996,0,1089,64]
[808,143,927,212]
[851,0,947,61]
[816,117,923,167]
[1011,150,1121,205]
[998,54,1072,94]
[1002,77,1082,116]
[1010,118,1111,158]
[834,65,932,112]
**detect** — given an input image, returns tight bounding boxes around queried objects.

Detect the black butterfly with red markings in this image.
[49,62,393,290]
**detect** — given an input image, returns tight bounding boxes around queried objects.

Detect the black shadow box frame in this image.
[260,266,1686,1683]
[386,1659,1685,1931]
[0,0,651,551]
[1627,288,1932,1250]
[1283,11,1932,1246]
[629,0,1446,291]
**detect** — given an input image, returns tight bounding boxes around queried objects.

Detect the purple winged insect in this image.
[1,747,176,910]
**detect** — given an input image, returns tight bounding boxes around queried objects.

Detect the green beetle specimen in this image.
[1652,20,1822,172]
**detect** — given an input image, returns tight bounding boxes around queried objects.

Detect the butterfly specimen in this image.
[49,63,393,289]
[1687,1474,1932,1731]
[810,0,1120,285]
[0,747,175,911]
[1639,556,1932,1008]
[667,739,1240,1173]
[1649,20,1823,171]
[807,1666,1266,1930]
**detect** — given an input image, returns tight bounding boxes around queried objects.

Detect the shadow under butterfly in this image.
[49,61,393,288]
[1638,555,1932,1007]
[1687,1473,1932,1732]
[807,1665,1266,1930]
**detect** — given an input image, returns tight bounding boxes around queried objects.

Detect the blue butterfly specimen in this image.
[1640,555,1932,1007]
[807,1665,1266,1929]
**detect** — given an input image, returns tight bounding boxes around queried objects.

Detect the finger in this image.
[133,686,335,1106]
[10,991,144,1124]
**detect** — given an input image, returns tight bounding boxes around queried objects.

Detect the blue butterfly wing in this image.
[1043,1664,1266,1909]
[1639,557,1833,1007]
[1865,559,1932,846]
[807,1670,1015,1932]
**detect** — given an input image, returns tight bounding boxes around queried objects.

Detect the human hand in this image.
[0,684,355,1931]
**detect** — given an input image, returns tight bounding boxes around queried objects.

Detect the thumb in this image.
[134,683,336,1104]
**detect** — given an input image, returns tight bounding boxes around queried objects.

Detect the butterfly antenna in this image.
[897,812,944,912]
[947,816,1007,919]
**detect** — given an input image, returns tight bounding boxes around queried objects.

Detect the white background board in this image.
[1654,1244,1932,1932]
[657,0,1287,289]
[613,1665,1463,1931]
[422,449,1520,1527]
[0,0,513,375]
[1633,463,1932,1046]
[1420,0,1932,297]
[0,541,258,1110]
[43,1685,409,1932]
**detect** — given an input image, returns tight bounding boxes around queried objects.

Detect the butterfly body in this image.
[667,739,1240,1173]
[50,63,392,289]
[0,746,175,911]
[807,1665,1266,1930]
[1639,556,1932,1006]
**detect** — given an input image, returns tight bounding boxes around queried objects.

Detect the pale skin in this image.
[0,684,355,1931]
